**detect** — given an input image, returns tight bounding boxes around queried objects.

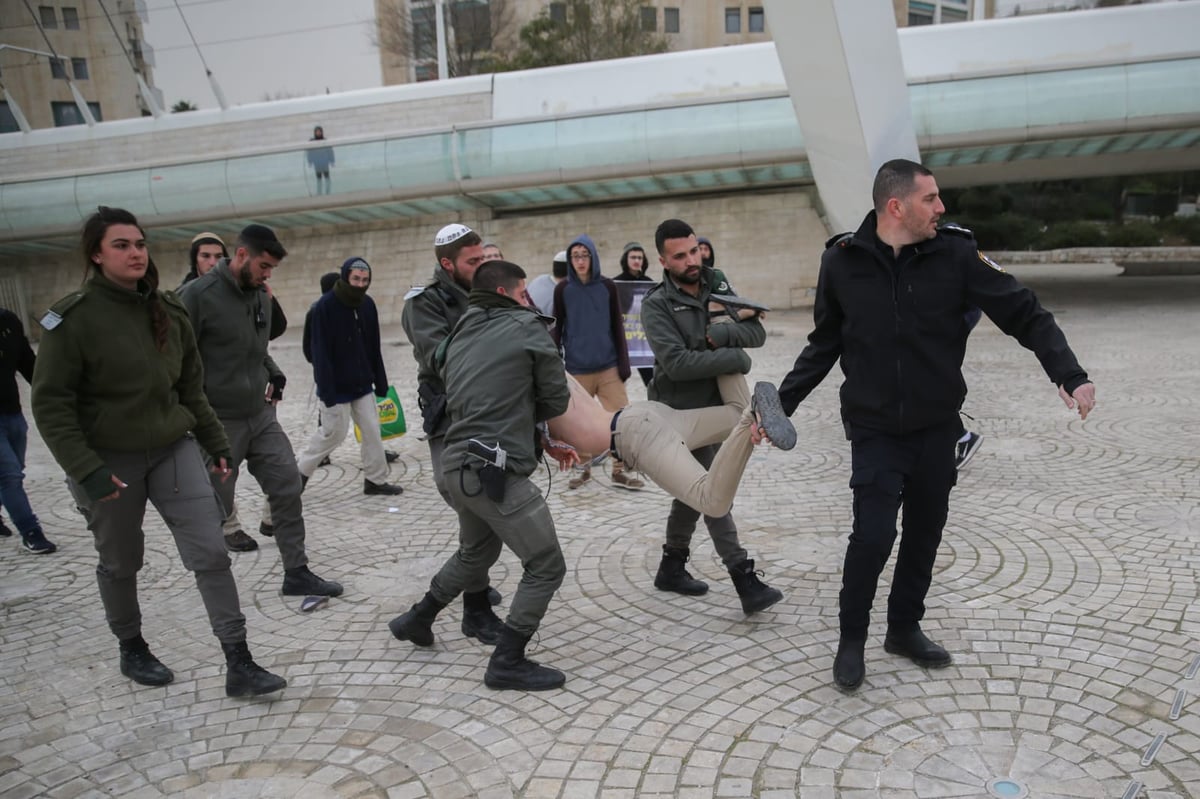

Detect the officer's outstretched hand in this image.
[1058,382,1096,421]
[543,438,581,471]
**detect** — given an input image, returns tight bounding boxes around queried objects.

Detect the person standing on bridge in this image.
[307,126,335,196]
[777,158,1096,692]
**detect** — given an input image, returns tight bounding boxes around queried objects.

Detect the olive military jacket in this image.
[401,267,469,435]
[31,274,230,502]
[439,293,570,478]
[641,265,765,411]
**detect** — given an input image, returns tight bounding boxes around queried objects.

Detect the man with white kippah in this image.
[526,250,568,317]
[400,223,504,619]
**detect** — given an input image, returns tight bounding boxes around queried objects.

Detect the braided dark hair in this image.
[81,206,171,352]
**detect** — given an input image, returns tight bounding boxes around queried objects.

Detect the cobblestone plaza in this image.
[2,263,1198,798]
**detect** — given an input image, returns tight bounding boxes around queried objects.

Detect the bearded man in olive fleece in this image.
[177,223,341,599]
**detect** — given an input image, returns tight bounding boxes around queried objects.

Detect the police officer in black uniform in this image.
[778,159,1097,692]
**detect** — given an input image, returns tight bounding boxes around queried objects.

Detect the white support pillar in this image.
[760,0,919,232]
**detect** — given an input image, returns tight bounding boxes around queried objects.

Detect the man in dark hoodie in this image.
[0,307,54,554]
[552,235,644,490]
[294,258,404,496]
[617,241,655,387]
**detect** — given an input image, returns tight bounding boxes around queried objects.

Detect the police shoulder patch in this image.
[978,251,1005,272]
[40,291,86,330]
[940,222,975,240]
[403,285,428,301]
[824,232,854,249]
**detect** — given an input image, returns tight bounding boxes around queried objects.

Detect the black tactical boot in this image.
[484,624,565,691]
[281,565,344,597]
[833,636,866,691]
[487,586,502,606]
[728,558,783,614]
[388,592,447,647]
[461,589,505,644]
[119,635,174,686]
[653,546,709,596]
[221,641,287,698]
[884,625,953,668]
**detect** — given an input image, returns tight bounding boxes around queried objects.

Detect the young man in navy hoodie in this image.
[552,235,644,490]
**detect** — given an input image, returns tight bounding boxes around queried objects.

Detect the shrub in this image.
[1106,221,1162,247]
[954,213,1041,250]
[1157,215,1200,244]
[1036,221,1107,249]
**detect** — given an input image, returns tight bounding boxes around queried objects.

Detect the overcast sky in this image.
[142,0,383,109]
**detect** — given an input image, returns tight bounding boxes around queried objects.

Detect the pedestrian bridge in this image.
[0,2,1196,255]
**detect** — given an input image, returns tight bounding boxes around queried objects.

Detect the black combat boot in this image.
[221,641,287,698]
[484,624,565,691]
[461,589,505,644]
[833,636,866,691]
[653,546,709,596]
[388,592,448,647]
[728,558,783,614]
[281,565,344,597]
[119,635,174,686]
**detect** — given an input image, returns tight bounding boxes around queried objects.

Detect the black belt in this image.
[609,409,622,461]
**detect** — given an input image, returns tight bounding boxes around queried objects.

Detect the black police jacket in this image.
[779,211,1089,437]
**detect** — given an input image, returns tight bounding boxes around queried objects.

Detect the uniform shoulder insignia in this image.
[403,285,428,301]
[159,289,187,312]
[977,250,1005,273]
[824,232,853,249]
[40,291,86,330]
[940,223,975,240]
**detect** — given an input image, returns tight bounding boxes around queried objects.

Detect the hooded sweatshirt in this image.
[552,234,630,379]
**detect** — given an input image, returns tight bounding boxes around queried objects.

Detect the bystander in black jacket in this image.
[0,309,35,415]
[779,212,1089,437]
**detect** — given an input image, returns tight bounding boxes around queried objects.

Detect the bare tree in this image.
[373,0,514,80]
[495,0,669,71]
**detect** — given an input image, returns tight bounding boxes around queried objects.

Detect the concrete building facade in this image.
[376,0,1006,85]
[0,0,158,132]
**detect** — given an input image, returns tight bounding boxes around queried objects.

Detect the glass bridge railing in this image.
[2,57,1198,239]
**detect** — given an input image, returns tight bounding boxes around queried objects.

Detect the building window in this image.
[725,7,740,33]
[72,57,88,79]
[62,6,80,29]
[51,100,101,126]
[908,1,934,25]
[549,1,566,24]
[411,2,436,61]
[38,5,56,27]
[748,6,764,32]
[640,6,656,31]
[50,58,68,79]
[0,101,19,134]
[664,7,679,33]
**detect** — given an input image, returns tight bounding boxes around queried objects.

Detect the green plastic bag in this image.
[354,386,406,442]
